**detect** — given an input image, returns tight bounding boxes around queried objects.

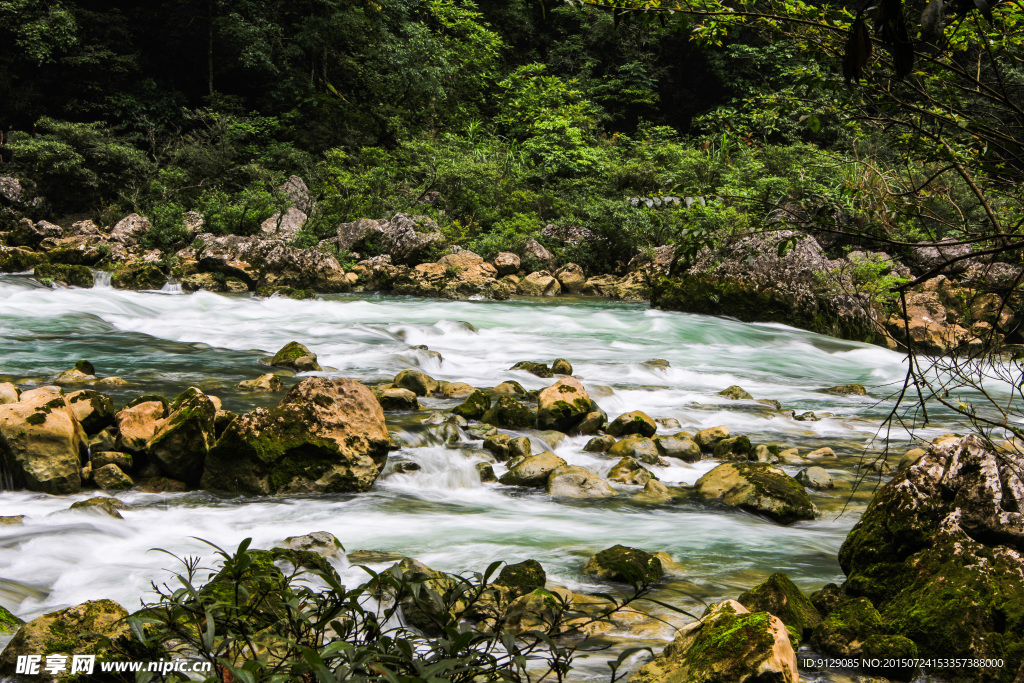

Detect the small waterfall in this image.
[160,281,183,294]
[92,270,112,288]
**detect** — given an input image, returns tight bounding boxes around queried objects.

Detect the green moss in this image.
[34,263,93,287]
[25,412,46,426]
[482,396,536,429]
[452,389,491,420]
[738,572,821,638]
[683,611,776,675]
[0,605,23,635]
[111,262,166,290]
[494,559,546,600]
[810,597,884,657]
[124,394,169,411]
[0,248,44,273]
[272,341,309,363]
[509,361,553,378]
[583,545,663,585]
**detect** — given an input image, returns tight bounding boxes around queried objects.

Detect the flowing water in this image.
[0,274,965,678]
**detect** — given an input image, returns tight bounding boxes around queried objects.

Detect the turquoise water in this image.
[0,274,954,677]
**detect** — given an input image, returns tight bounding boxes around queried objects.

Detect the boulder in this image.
[452,390,491,420]
[537,377,592,432]
[719,385,753,400]
[237,373,283,393]
[146,388,216,485]
[492,252,520,276]
[0,600,136,681]
[545,465,615,498]
[33,263,93,287]
[115,397,167,452]
[65,390,114,433]
[713,435,753,460]
[809,597,884,657]
[834,435,1024,675]
[555,263,587,294]
[583,545,663,584]
[336,213,443,266]
[607,437,660,465]
[436,381,474,398]
[517,271,561,297]
[281,531,342,559]
[634,478,676,503]
[0,246,44,273]
[109,213,151,246]
[738,572,821,639]
[509,436,531,460]
[377,387,419,411]
[202,378,390,495]
[806,446,836,459]
[583,434,616,453]
[91,451,132,471]
[606,411,657,438]
[0,386,85,494]
[654,434,701,462]
[483,434,511,460]
[196,233,348,293]
[498,451,566,487]
[391,251,514,301]
[0,604,23,635]
[629,600,798,683]
[261,207,307,241]
[393,370,439,397]
[608,456,655,486]
[482,396,536,430]
[494,559,546,599]
[55,360,98,384]
[897,447,926,470]
[269,341,321,372]
[551,358,573,375]
[695,462,818,524]
[111,262,166,290]
[694,425,729,452]
[93,463,134,490]
[509,361,553,378]
[796,466,833,489]
[9,218,62,248]
[821,384,867,396]
[522,239,555,269]
[885,291,972,355]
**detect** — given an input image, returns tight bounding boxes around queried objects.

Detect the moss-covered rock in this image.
[509,361,553,378]
[537,377,592,432]
[93,463,134,490]
[719,385,753,400]
[393,370,439,397]
[606,410,657,438]
[452,389,491,420]
[583,434,616,453]
[694,462,818,524]
[34,263,93,288]
[796,465,833,489]
[738,572,821,639]
[201,378,390,495]
[508,436,531,459]
[482,433,511,460]
[69,496,124,518]
[608,456,656,486]
[694,425,729,452]
[114,397,167,453]
[146,387,216,486]
[91,451,132,471]
[583,544,663,585]
[0,246,44,273]
[494,559,546,600]
[482,396,536,429]
[551,358,573,375]
[0,386,85,494]
[809,597,884,657]
[498,451,565,487]
[492,380,527,395]
[809,583,844,617]
[65,389,114,434]
[712,435,753,460]
[607,437,660,464]
[111,262,166,290]
[629,600,798,683]
[269,341,321,372]
[0,604,23,635]
[820,384,867,396]
[835,435,1024,680]
[0,599,137,681]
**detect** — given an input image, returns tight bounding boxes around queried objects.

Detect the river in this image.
[0,273,955,678]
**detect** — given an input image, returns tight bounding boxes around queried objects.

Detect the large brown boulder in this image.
[202,378,390,495]
[695,462,818,524]
[114,397,168,453]
[0,386,85,494]
[537,377,592,433]
[335,213,443,266]
[391,250,515,300]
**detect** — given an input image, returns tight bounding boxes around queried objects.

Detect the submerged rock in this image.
[509,361,553,378]
[629,600,797,683]
[719,385,753,400]
[202,378,390,495]
[694,462,818,524]
[796,466,834,489]
[69,497,124,518]
[237,373,283,393]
